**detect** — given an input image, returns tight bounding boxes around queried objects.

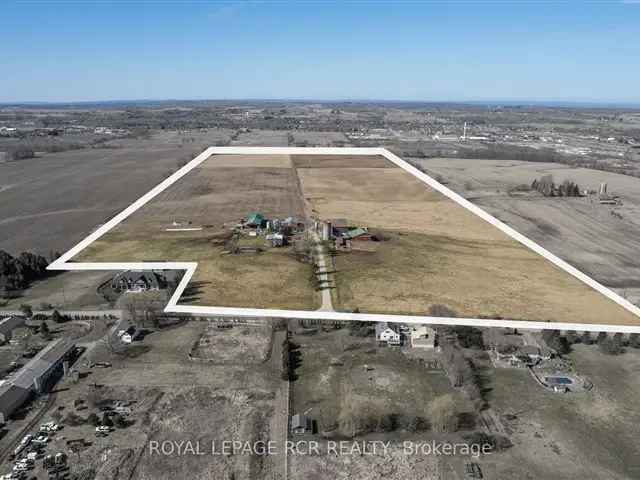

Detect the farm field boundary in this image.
[49,147,640,332]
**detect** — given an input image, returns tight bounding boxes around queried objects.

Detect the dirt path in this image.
[292,161,334,313]
[310,231,334,312]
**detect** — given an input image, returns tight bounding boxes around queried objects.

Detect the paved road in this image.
[269,329,289,480]
[0,309,122,318]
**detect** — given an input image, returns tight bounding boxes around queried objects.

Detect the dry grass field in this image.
[297,160,639,324]
[191,323,273,363]
[75,154,316,310]
[78,230,316,310]
[0,131,211,256]
[290,328,469,437]
[418,158,640,301]
[292,154,396,169]
[71,151,640,325]
[289,444,441,480]
[480,345,640,480]
[30,321,286,480]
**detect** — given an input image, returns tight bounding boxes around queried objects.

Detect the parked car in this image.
[40,422,60,433]
[1,472,26,480]
[32,434,49,445]
[43,455,55,470]
[95,425,111,437]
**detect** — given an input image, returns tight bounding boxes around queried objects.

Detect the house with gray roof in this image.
[111,271,167,293]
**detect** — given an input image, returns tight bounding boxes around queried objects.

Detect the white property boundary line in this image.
[48,147,640,333]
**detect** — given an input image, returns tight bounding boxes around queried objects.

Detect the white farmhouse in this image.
[375,322,401,346]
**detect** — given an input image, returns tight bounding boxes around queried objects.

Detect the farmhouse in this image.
[0,316,25,344]
[111,271,167,293]
[376,322,402,346]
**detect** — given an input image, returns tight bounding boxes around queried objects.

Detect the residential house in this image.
[119,326,139,344]
[111,271,166,293]
[518,345,553,362]
[376,322,402,346]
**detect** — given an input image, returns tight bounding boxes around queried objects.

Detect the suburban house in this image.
[409,325,436,349]
[376,322,402,346]
[111,271,167,293]
[518,345,553,361]
[0,316,25,344]
[495,344,554,366]
[290,413,312,435]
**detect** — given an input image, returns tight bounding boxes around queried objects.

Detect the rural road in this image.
[270,329,290,480]
[0,309,122,318]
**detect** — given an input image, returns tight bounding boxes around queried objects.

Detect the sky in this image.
[1,1,639,104]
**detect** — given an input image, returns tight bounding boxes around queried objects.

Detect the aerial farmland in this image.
[69,149,640,327]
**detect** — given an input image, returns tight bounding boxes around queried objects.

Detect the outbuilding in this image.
[246,213,266,228]
[290,413,312,435]
[0,316,25,344]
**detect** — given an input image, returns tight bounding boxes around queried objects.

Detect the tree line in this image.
[531,174,581,197]
[0,250,51,297]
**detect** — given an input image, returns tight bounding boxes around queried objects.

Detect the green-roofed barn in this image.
[246,213,266,228]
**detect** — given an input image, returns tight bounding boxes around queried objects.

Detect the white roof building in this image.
[410,325,436,349]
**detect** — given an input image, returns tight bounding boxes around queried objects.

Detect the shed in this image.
[410,325,436,349]
[342,228,373,241]
[266,233,285,247]
[330,218,352,236]
[290,413,312,435]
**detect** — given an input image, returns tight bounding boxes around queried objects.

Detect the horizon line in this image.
[2,97,640,109]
